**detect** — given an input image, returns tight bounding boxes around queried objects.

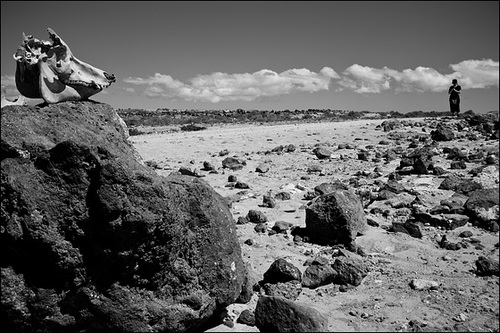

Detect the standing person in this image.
[448,79,461,117]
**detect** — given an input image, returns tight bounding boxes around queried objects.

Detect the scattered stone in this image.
[314,147,332,159]
[254,223,267,233]
[450,160,467,169]
[237,216,249,225]
[475,256,499,276]
[272,221,294,233]
[228,175,237,182]
[222,156,246,170]
[314,181,349,195]
[261,281,303,301]
[235,181,250,189]
[275,191,291,200]
[255,296,329,333]
[202,161,216,171]
[392,221,423,238]
[263,258,302,284]
[409,279,439,290]
[431,124,455,141]
[237,309,256,326]
[256,163,270,173]
[464,188,499,227]
[458,230,473,238]
[438,175,483,195]
[219,149,230,156]
[332,255,369,286]
[262,195,277,208]
[247,210,269,223]
[305,189,368,249]
[302,262,337,289]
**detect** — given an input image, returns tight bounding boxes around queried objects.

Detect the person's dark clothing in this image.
[448,84,461,114]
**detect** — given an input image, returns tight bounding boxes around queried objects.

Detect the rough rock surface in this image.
[1,102,246,332]
[255,296,329,332]
[305,189,368,249]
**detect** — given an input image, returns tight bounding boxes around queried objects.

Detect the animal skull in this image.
[13,28,115,104]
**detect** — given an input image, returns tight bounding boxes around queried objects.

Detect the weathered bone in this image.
[13,28,115,104]
[1,87,26,108]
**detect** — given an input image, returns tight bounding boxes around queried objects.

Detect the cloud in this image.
[123,67,340,103]
[338,59,499,94]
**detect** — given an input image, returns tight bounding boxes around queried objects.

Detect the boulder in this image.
[302,262,337,289]
[438,175,483,195]
[332,256,369,287]
[256,163,270,173]
[305,189,368,248]
[314,181,349,195]
[475,256,500,276]
[255,296,329,332]
[222,156,246,170]
[1,102,246,332]
[464,188,499,227]
[263,259,302,284]
[313,147,332,159]
[392,221,423,238]
[431,124,455,141]
[246,210,269,223]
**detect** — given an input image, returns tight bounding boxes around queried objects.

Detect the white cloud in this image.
[123,67,339,103]
[338,59,499,94]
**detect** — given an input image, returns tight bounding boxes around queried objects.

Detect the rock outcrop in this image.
[1,102,246,332]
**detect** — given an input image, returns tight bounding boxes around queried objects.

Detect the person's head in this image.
[452,79,458,85]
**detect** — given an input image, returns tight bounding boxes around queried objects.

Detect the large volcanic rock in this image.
[305,189,367,249]
[1,102,246,332]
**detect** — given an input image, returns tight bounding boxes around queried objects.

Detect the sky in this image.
[1,1,499,113]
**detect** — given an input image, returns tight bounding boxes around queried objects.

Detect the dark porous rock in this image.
[450,160,467,169]
[391,221,423,238]
[302,262,337,289]
[261,281,303,301]
[255,296,329,333]
[475,256,500,276]
[272,221,294,233]
[307,164,323,173]
[222,156,247,170]
[433,166,447,175]
[237,309,256,326]
[275,191,291,200]
[332,256,370,287]
[305,189,368,249]
[438,235,468,251]
[263,258,302,284]
[228,174,237,182]
[431,124,455,141]
[438,175,483,195]
[237,216,249,225]
[314,181,349,195]
[247,210,269,223]
[357,150,371,161]
[254,223,267,233]
[313,147,332,159]
[203,161,216,171]
[413,212,468,230]
[219,148,230,156]
[0,102,246,333]
[381,119,402,132]
[458,230,473,238]
[464,188,499,227]
[262,195,277,208]
[383,180,406,194]
[256,163,270,173]
[235,181,250,189]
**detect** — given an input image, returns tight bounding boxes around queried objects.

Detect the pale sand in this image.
[130,118,499,332]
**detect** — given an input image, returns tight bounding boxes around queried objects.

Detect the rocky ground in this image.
[131,116,499,332]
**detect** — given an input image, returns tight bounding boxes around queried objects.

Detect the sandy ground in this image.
[130,118,499,332]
